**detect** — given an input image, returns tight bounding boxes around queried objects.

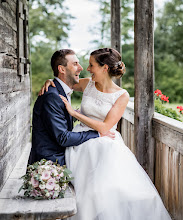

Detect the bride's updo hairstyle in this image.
[90,48,126,78]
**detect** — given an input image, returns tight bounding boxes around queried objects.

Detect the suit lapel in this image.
[53,79,73,129]
[53,79,67,98]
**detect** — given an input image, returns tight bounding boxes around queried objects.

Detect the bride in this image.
[41,48,171,220]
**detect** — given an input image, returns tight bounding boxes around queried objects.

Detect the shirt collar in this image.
[55,77,73,96]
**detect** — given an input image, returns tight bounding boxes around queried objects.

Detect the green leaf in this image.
[63,168,72,174]
[18,185,24,193]
[34,196,43,200]
[59,191,64,198]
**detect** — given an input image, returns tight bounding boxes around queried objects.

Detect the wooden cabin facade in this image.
[0,0,30,191]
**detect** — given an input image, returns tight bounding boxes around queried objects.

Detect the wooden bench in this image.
[0,142,77,220]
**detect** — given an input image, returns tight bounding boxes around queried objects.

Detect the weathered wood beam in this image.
[134,0,155,181]
[111,0,121,87]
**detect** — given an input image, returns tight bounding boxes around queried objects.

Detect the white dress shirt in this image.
[55,77,73,104]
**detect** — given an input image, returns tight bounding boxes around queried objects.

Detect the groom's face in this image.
[65,54,83,86]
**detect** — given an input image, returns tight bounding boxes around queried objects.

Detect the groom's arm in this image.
[41,92,99,147]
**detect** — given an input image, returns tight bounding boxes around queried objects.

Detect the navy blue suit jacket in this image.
[28,79,99,166]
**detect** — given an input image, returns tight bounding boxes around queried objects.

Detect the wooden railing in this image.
[121,101,183,220]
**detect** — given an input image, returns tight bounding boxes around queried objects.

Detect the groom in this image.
[28,49,99,166]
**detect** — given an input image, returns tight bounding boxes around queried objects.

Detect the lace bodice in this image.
[80,79,128,130]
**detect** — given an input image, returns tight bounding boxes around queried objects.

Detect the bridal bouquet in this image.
[19,159,73,200]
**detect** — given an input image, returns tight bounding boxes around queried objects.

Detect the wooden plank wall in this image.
[121,102,136,156]
[153,118,183,220]
[0,0,30,191]
[121,102,183,219]
[121,115,136,156]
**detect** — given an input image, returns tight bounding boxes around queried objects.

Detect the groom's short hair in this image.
[51,49,75,77]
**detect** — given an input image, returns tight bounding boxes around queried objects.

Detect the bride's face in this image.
[87,56,104,82]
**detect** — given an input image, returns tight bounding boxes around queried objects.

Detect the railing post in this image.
[134,0,155,181]
[111,0,121,87]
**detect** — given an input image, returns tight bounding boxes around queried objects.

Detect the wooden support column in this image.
[134,0,155,181]
[111,0,122,133]
[111,0,121,87]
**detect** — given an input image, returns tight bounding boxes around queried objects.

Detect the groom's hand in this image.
[100,131,115,139]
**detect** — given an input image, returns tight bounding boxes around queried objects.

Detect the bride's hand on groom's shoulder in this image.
[38,79,55,96]
[100,130,115,139]
[59,95,75,116]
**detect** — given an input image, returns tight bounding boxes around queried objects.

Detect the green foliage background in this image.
[29,0,73,102]
[154,0,183,103]
[30,0,183,106]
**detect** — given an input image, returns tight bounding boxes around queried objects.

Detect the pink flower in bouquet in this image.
[41,170,51,180]
[31,177,39,188]
[46,178,56,190]
[33,189,41,197]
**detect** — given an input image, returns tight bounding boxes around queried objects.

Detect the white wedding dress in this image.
[66,79,171,220]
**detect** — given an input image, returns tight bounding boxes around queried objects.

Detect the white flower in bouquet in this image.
[39,184,46,190]
[62,183,67,191]
[51,168,58,177]
[19,159,73,200]
[45,191,50,198]
[54,184,61,191]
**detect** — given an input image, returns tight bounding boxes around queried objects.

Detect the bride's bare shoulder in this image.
[112,84,126,93]
[114,85,129,101]
[73,78,90,92]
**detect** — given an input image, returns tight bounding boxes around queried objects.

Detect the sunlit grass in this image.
[165,103,182,108]
[71,99,82,126]
[164,103,183,111]
[71,98,81,110]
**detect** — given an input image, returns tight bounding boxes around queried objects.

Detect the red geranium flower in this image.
[160,94,169,103]
[154,89,162,96]
[164,96,169,103]
[177,106,183,112]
